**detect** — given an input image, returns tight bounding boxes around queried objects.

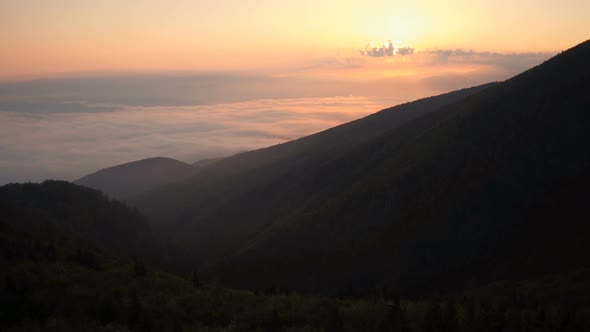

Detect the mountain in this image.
[0,180,156,259]
[136,40,590,295]
[0,181,399,331]
[75,157,197,201]
[2,184,587,331]
[136,83,495,263]
[3,42,590,332]
[192,157,225,168]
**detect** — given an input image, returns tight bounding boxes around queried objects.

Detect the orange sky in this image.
[1,0,589,80]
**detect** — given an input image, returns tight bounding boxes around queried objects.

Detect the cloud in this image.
[358,40,553,69]
[427,49,477,57]
[0,74,348,107]
[359,41,415,57]
[0,47,556,186]
[425,48,551,62]
[0,101,116,113]
[396,46,416,56]
[297,56,369,72]
[0,96,381,184]
[421,49,555,75]
[357,41,554,79]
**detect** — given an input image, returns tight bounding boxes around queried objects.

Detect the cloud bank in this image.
[358,42,553,71]
[0,97,381,184]
[0,43,556,186]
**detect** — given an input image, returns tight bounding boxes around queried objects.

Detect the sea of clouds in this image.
[0,96,381,184]
[0,47,555,185]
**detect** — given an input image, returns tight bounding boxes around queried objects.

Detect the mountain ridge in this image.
[207,39,590,293]
[135,83,498,267]
[75,156,197,201]
[131,39,590,295]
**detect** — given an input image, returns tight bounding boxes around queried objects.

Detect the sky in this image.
[0,0,588,183]
[1,0,588,79]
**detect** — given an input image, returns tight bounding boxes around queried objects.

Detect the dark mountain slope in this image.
[1,188,587,331]
[192,157,225,168]
[75,157,197,201]
[1,182,429,331]
[208,40,590,294]
[136,84,494,263]
[0,180,155,259]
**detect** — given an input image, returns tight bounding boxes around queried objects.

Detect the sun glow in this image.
[1,0,589,79]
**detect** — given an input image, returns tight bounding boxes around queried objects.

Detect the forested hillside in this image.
[0,181,156,258]
[4,182,587,331]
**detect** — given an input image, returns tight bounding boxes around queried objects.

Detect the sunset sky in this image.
[2,0,588,79]
[0,0,589,183]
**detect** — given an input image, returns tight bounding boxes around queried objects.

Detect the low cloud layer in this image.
[0,97,381,184]
[0,44,556,186]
